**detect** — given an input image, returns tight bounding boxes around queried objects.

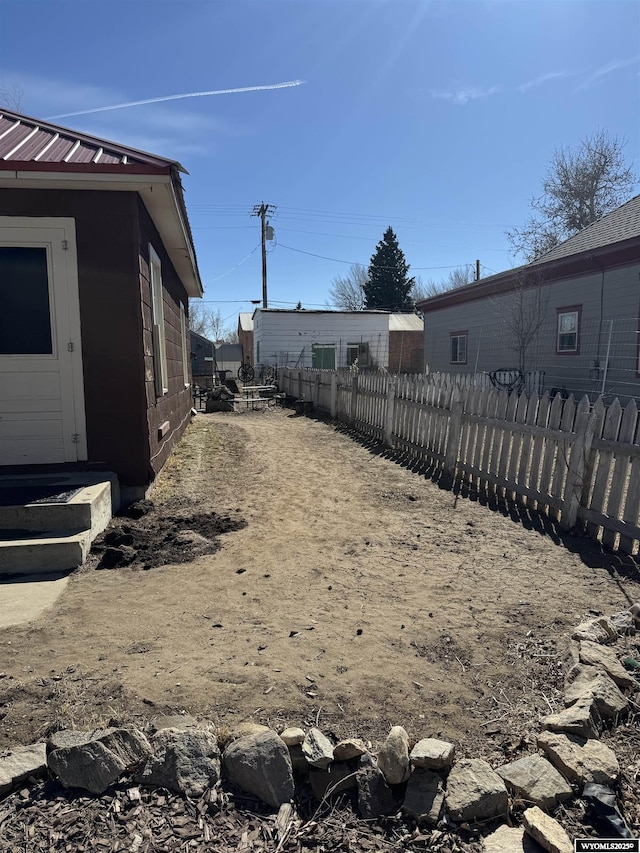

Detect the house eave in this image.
[416,237,640,314]
[0,167,203,298]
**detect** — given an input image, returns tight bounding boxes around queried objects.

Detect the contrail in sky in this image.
[48,80,306,119]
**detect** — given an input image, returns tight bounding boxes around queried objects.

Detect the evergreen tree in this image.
[364,227,415,311]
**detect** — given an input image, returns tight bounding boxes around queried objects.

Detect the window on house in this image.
[150,245,168,395]
[180,303,189,386]
[450,331,467,364]
[312,344,336,369]
[557,308,580,353]
[347,342,370,367]
[0,247,52,354]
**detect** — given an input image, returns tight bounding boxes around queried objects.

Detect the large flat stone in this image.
[302,728,334,770]
[223,729,294,808]
[445,759,508,823]
[136,728,220,797]
[497,754,572,809]
[571,617,617,644]
[410,738,455,770]
[47,728,152,795]
[579,641,634,689]
[333,738,367,761]
[541,696,601,739]
[522,805,572,853]
[484,825,545,853]
[564,665,628,719]
[0,744,47,795]
[536,731,619,787]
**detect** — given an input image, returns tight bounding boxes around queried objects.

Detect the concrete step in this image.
[0,473,118,575]
[0,530,92,574]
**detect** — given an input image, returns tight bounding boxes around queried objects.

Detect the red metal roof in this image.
[0,109,185,173]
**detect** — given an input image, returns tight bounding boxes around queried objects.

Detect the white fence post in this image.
[444,389,462,478]
[561,397,598,530]
[384,377,396,447]
[350,375,358,425]
[330,372,337,419]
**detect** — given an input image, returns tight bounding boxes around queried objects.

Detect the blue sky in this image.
[1,0,639,322]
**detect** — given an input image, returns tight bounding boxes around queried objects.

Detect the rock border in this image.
[1,605,638,852]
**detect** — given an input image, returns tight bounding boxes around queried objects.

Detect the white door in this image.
[0,217,87,465]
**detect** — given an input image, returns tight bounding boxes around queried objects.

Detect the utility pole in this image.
[475,259,481,281]
[251,203,276,308]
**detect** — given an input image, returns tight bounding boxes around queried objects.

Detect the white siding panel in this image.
[254,311,390,369]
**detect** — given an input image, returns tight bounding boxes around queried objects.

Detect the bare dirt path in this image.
[1,408,638,766]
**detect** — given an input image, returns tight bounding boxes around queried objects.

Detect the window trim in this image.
[149,245,168,396]
[556,305,581,355]
[180,302,190,387]
[346,341,370,367]
[636,307,640,378]
[312,343,336,369]
[450,330,468,365]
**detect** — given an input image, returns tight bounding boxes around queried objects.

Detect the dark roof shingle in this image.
[531,193,640,264]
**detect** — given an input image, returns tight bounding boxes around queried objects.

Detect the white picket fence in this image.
[278,367,640,555]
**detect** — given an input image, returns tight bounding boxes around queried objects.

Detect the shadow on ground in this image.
[319,415,640,590]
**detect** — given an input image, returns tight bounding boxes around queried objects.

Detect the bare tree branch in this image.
[327,263,367,310]
[189,302,237,342]
[507,131,637,261]
[0,83,23,111]
[412,266,473,302]
[501,269,550,374]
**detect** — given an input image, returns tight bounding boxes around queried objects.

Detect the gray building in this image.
[417,194,640,403]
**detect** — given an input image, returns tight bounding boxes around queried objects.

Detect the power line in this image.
[206,244,260,283]
[276,242,473,271]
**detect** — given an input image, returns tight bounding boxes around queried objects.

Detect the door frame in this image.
[0,216,87,463]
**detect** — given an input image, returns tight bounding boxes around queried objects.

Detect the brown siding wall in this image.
[238,328,253,365]
[136,197,192,480]
[0,189,193,490]
[388,330,424,373]
[0,189,150,486]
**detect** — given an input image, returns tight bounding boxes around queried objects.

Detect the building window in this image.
[150,245,168,395]
[312,344,336,369]
[347,342,369,367]
[450,331,467,364]
[180,303,189,386]
[557,307,580,353]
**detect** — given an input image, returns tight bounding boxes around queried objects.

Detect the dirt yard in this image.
[1,407,639,776]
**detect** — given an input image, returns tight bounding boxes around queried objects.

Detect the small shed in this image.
[190,330,217,388]
[215,343,242,379]
[389,313,424,373]
[238,312,254,366]
[0,108,202,502]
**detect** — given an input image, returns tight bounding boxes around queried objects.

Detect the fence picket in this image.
[506,393,529,492]
[529,392,550,501]
[587,398,623,542]
[517,393,539,495]
[562,396,594,529]
[603,399,638,550]
[619,403,640,554]
[548,395,575,517]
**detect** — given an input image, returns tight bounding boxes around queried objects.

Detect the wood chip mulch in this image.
[0,778,485,853]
